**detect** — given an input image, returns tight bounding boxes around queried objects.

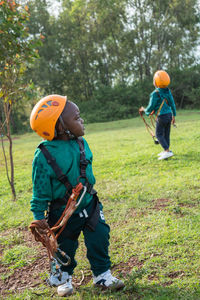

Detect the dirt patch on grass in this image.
[0,228,96,297]
[148,271,159,281]
[1,228,141,297]
[163,280,173,286]
[179,202,198,208]
[152,198,170,210]
[126,208,147,220]
[0,228,49,297]
[113,256,144,276]
[167,271,185,279]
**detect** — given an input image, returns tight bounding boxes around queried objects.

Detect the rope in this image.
[139,110,159,144]
[29,183,84,262]
[139,111,156,137]
[29,220,58,261]
[51,183,83,239]
[149,115,155,129]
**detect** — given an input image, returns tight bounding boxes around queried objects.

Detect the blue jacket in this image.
[145,88,176,117]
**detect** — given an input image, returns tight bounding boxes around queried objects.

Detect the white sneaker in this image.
[158,150,172,157]
[93,269,124,290]
[48,271,69,287]
[157,151,165,156]
[57,274,73,296]
[158,151,174,160]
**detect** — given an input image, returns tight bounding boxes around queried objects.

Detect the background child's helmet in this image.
[30,94,67,140]
[153,70,170,88]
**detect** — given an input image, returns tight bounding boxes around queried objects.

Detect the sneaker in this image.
[48,271,69,287]
[57,274,73,296]
[157,150,172,157]
[93,269,125,290]
[158,151,174,160]
[157,151,165,156]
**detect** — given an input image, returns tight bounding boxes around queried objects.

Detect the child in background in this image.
[139,70,176,160]
[29,95,124,297]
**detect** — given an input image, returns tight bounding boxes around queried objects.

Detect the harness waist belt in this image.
[48,195,100,240]
[50,187,96,211]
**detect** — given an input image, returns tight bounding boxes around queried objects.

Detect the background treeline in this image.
[5,0,200,131]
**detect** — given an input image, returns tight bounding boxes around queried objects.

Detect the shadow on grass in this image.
[103,269,200,300]
[171,152,200,163]
[2,278,199,300]
[74,280,199,300]
[123,283,199,300]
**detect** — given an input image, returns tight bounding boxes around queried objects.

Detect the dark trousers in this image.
[156,113,172,150]
[49,199,111,277]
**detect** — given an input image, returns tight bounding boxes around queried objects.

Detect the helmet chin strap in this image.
[58,115,75,139]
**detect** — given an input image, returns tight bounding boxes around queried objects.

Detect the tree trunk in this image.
[3,102,16,201]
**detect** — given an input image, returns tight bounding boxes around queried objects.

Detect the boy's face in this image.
[61,101,85,138]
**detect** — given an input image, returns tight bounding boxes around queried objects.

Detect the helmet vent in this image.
[52,101,59,106]
[35,109,43,120]
[43,131,50,136]
[47,101,52,106]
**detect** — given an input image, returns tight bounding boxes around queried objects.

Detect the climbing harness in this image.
[156,91,177,129]
[29,137,98,270]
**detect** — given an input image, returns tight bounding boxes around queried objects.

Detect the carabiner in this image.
[75,185,87,207]
[54,248,71,266]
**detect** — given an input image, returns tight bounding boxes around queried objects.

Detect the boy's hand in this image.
[30,219,58,254]
[172,116,175,125]
[30,219,49,235]
[139,106,145,113]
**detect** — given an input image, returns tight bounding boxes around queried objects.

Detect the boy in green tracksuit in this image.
[30,95,124,296]
[139,70,176,160]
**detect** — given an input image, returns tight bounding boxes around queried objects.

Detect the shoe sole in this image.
[95,282,125,290]
[57,288,73,297]
[158,154,174,160]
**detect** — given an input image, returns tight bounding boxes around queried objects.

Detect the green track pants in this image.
[50,198,111,276]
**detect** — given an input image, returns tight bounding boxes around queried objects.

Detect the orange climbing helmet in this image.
[153,70,170,88]
[30,94,67,140]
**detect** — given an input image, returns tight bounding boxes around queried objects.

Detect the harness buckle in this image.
[80,159,88,167]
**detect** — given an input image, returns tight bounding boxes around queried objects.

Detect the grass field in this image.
[0,110,200,299]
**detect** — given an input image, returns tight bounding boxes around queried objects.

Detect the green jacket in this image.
[30,138,96,220]
[145,88,176,117]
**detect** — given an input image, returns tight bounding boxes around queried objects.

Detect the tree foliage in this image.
[26,0,200,106]
[0,0,39,200]
[1,0,199,129]
[123,0,200,80]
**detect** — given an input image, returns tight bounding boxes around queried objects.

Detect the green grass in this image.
[0,110,200,299]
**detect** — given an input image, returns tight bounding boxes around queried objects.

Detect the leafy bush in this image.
[9,65,200,131]
[77,80,153,123]
[169,65,200,109]
[78,65,200,123]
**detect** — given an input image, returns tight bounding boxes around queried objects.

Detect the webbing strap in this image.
[38,139,95,200]
[76,138,96,194]
[76,137,88,178]
[38,144,72,193]
[156,90,169,119]
[85,195,100,232]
